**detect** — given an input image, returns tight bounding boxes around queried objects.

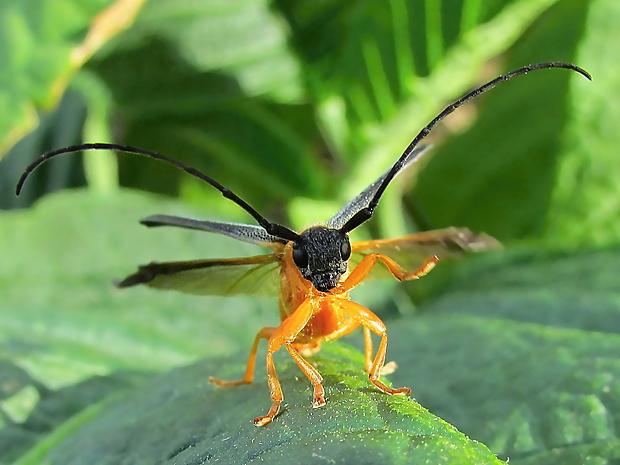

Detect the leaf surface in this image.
[34,346,503,465]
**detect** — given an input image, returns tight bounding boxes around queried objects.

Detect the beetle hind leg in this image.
[367,334,412,396]
[342,300,412,396]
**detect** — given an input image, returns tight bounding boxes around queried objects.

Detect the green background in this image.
[0,0,618,464]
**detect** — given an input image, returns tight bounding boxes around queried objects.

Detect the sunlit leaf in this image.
[0,0,145,156]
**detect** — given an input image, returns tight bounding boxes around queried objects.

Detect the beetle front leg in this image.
[253,296,317,426]
[339,253,439,292]
[254,349,284,426]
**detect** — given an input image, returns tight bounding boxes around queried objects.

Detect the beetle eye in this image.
[340,240,351,260]
[292,247,308,268]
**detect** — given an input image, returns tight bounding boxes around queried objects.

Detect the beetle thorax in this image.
[291,226,351,292]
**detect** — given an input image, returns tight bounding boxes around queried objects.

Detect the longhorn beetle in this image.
[17,62,590,426]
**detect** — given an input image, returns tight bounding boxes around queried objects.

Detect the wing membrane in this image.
[117,254,281,297]
[327,145,431,229]
[350,228,500,280]
[116,229,498,295]
[141,215,286,248]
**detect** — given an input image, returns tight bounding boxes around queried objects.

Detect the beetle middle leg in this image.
[209,326,276,387]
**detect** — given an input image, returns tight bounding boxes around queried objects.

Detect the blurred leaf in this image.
[389,246,620,464]
[0,89,87,210]
[74,72,119,193]
[88,36,323,210]
[82,0,315,210]
[278,0,569,235]
[0,0,145,156]
[278,0,562,160]
[0,190,277,388]
[412,0,607,244]
[0,372,140,464]
[546,0,620,245]
[127,0,304,102]
[3,0,588,239]
[420,246,619,332]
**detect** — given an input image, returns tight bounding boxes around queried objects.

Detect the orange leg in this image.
[363,327,373,373]
[209,326,276,386]
[340,253,439,291]
[333,254,437,394]
[330,254,436,372]
[285,345,325,408]
[341,299,412,396]
[256,348,283,426]
[254,296,318,426]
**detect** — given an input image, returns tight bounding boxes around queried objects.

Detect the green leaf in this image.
[0,190,276,388]
[389,246,620,464]
[0,89,88,210]
[75,0,317,210]
[129,0,304,102]
[278,0,571,235]
[21,345,503,465]
[546,0,620,245]
[1,191,504,463]
[87,38,322,209]
[3,190,619,464]
[413,0,619,246]
[0,0,145,156]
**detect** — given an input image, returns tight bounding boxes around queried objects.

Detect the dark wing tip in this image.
[115,264,158,288]
[445,229,502,253]
[140,215,167,228]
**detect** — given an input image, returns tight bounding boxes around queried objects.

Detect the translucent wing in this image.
[349,227,501,280]
[141,215,286,249]
[327,145,431,229]
[117,254,282,297]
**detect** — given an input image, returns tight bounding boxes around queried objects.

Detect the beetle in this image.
[17,62,590,426]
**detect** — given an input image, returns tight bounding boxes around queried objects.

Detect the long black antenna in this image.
[341,62,592,233]
[16,143,300,242]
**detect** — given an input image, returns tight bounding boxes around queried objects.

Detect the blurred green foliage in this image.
[1,0,619,464]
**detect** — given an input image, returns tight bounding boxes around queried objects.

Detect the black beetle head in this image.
[292,226,351,292]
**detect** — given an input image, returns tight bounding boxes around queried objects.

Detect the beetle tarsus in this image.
[253,401,282,426]
[313,384,326,408]
[208,376,249,387]
[369,376,412,396]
